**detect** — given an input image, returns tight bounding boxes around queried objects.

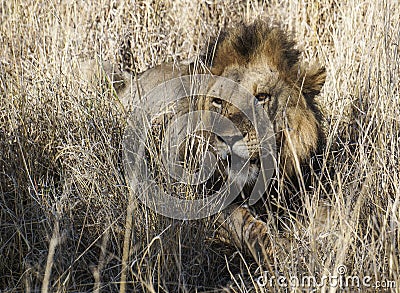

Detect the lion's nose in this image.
[224,135,243,147]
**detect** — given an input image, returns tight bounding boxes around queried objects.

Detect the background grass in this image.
[1,0,399,292]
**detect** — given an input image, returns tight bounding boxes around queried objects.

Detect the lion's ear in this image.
[301,65,326,98]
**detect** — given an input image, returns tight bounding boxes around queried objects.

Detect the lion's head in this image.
[195,20,327,189]
[96,19,326,197]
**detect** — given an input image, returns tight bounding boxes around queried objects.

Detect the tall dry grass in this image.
[0,0,399,292]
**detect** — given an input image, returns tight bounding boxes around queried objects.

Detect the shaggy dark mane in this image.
[203,20,301,78]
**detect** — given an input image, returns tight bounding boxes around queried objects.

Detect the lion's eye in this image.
[255,93,272,104]
[212,98,223,108]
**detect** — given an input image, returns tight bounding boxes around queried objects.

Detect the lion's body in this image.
[92,19,326,263]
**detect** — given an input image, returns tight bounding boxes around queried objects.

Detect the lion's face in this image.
[194,60,322,189]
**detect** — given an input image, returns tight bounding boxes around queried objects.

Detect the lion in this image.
[85,19,326,263]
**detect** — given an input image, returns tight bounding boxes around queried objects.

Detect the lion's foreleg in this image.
[215,204,273,263]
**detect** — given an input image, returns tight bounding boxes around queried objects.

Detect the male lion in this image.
[87,19,326,263]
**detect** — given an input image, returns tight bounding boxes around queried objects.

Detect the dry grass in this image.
[1,0,399,292]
